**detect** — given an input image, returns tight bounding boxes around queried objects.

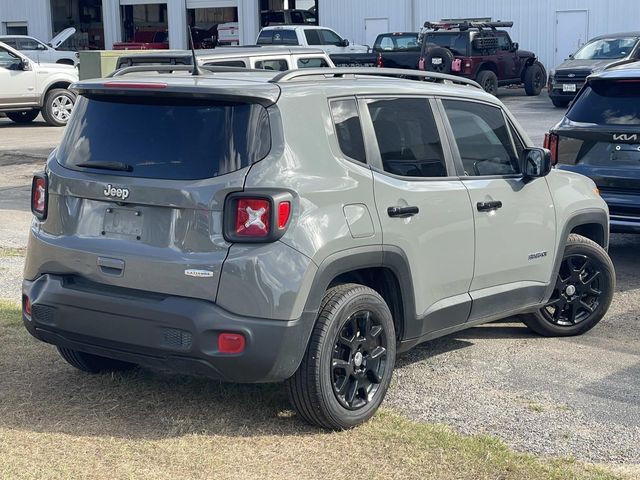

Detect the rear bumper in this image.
[601,192,640,234]
[22,275,314,383]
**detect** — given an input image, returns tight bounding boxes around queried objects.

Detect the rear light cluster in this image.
[224,192,293,243]
[31,173,48,220]
[544,133,559,165]
[376,53,383,68]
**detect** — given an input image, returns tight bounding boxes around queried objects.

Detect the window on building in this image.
[368,98,448,178]
[3,22,28,36]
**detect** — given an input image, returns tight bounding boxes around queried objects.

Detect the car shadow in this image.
[609,233,640,293]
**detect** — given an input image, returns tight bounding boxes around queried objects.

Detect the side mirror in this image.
[341,39,350,47]
[511,42,519,52]
[522,147,552,180]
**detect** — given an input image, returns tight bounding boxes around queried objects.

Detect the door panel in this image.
[439,98,556,320]
[555,10,588,67]
[0,46,37,105]
[361,96,475,337]
[365,18,389,48]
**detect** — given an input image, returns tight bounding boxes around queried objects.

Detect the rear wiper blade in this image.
[75,161,133,172]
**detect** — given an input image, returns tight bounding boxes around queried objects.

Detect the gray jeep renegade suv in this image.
[22,66,615,429]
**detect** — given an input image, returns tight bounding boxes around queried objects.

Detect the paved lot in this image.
[0,89,638,466]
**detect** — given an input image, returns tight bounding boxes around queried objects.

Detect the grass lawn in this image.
[0,301,627,479]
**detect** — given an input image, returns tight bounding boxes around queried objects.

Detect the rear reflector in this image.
[278,201,291,230]
[235,198,270,237]
[23,295,31,317]
[218,333,245,354]
[31,174,48,220]
[102,81,168,89]
[544,133,559,165]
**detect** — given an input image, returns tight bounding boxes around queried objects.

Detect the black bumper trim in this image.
[23,275,315,383]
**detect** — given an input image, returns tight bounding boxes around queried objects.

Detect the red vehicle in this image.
[113,31,169,50]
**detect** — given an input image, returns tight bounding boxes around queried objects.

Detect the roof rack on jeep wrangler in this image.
[424,20,513,31]
[108,64,253,78]
[269,67,482,89]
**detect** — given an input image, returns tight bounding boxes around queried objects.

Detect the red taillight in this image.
[544,133,559,165]
[376,53,383,68]
[418,56,425,71]
[23,296,31,317]
[224,193,293,243]
[235,198,270,237]
[277,201,291,230]
[218,333,245,354]
[102,81,168,89]
[31,174,48,220]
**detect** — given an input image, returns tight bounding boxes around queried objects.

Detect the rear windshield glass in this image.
[374,34,420,52]
[423,32,467,55]
[567,83,640,125]
[57,96,271,180]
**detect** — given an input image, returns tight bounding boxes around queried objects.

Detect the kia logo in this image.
[613,134,638,142]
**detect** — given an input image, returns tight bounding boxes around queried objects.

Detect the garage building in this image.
[1,0,639,70]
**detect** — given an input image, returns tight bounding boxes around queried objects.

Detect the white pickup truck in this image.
[256,26,368,54]
[0,41,78,126]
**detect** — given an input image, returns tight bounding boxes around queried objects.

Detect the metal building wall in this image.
[320,0,640,71]
[0,0,52,40]
[319,0,412,46]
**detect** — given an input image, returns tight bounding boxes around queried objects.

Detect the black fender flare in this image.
[543,209,609,302]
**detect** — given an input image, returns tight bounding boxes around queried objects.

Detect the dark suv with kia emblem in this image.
[546,62,640,233]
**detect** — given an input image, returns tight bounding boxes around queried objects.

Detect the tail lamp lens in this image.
[235,198,270,237]
[31,175,48,220]
[376,53,383,68]
[23,295,31,317]
[544,133,559,164]
[277,201,291,230]
[218,333,245,354]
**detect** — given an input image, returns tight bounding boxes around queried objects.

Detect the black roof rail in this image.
[269,67,482,89]
[424,20,513,31]
[108,64,255,77]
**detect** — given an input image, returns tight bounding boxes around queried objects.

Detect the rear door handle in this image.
[476,201,503,212]
[387,206,419,218]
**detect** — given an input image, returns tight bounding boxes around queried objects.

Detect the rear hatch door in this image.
[556,79,640,192]
[43,79,276,302]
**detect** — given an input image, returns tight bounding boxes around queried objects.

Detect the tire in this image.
[41,88,76,127]
[287,284,396,430]
[524,62,544,96]
[423,46,454,74]
[551,97,571,108]
[57,347,136,374]
[6,110,39,123]
[522,234,615,337]
[476,70,498,95]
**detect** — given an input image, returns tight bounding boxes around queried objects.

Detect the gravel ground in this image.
[0,90,639,467]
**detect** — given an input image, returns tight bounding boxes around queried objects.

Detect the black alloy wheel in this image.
[331,309,388,410]
[541,254,603,326]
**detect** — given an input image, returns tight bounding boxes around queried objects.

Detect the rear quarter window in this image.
[57,96,271,180]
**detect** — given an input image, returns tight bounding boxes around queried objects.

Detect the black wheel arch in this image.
[302,246,416,345]
[543,209,609,303]
[474,61,498,78]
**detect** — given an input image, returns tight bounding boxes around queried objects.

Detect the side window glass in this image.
[304,29,322,46]
[205,60,247,68]
[0,47,20,70]
[19,39,41,50]
[443,100,520,176]
[2,39,18,49]
[297,57,328,68]
[368,98,448,178]
[290,12,304,24]
[320,29,342,46]
[254,58,289,71]
[508,121,525,161]
[272,30,298,45]
[257,31,273,45]
[330,99,366,163]
[497,33,511,51]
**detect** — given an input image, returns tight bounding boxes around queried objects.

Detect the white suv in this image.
[0,41,78,126]
[257,26,368,54]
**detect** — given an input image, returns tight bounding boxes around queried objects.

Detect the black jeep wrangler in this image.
[418,20,546,96]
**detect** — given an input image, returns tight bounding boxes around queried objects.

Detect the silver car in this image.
[0,27,77,66]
